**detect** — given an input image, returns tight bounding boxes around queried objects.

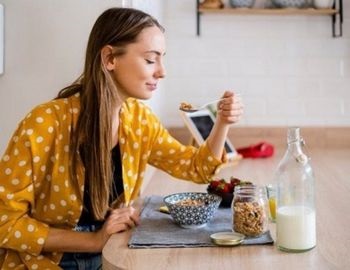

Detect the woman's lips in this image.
[146,83,157,91]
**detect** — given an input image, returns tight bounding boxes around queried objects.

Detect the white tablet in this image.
[180,109,239,161]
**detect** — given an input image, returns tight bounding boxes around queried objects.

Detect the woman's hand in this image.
[206,90,243,160]
[43,206,140,253]
[216,91,243,126]
[95,206,140,250]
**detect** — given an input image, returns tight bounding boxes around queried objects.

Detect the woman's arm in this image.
[43,206,140,253]
[143,93,242,183]
[206,91,243,160]
[129,95,241,186]
[43,228,101,253]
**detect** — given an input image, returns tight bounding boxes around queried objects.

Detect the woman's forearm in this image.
[43,206,139,253]
[206,120,229,160]
[43,227,104,253]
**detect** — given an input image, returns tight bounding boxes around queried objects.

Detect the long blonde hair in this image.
[56,8,164,220]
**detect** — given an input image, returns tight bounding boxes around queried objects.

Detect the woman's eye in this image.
[145,59,155,64]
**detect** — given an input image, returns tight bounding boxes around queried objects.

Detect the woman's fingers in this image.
[129,207,141,225]
[103,206,140,235]
[219,93,242,107]
[221,90,234,99]
[217,92,243,124]
[108,208,137,224]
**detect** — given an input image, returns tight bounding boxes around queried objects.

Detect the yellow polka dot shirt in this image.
[0,93,225,269]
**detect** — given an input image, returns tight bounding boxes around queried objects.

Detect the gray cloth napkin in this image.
[128,196,274,249]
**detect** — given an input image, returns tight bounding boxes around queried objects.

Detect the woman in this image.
[0,7,243,270]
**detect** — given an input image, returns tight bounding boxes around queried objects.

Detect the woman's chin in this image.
[138,92,153,100]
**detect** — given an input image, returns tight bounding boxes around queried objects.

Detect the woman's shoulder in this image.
[30,94,80,117]
[21,94,80,129]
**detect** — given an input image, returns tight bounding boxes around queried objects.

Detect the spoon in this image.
[179,94,241,113]
[179,98,222,113]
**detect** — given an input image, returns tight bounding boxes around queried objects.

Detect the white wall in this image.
[0,0,163,153]
[132,0,165,112]
[0,4,3,75]
[160,0,350,127]
[0,0,349,153]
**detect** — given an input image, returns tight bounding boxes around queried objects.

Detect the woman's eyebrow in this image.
[144,50,166,56]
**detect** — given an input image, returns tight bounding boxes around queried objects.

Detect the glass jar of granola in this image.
[232,185,269,237]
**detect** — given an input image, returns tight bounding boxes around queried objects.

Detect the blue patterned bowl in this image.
[272,0,307,8]
[164,192,222,229]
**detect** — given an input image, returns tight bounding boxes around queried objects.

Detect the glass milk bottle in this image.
[275,127,316,252]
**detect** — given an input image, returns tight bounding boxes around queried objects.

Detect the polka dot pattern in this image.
[0,95,224,268]
[0,98,85,267]
[120,99,223,203]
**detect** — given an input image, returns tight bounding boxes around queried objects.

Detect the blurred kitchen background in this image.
[0,0,349,153]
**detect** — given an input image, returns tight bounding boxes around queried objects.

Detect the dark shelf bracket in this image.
[332,0,343,37]
[196,0,201,36]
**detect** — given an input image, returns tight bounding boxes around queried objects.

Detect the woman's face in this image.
[112,26,166,100]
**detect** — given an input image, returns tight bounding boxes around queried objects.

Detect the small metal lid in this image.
[210,232,245,246]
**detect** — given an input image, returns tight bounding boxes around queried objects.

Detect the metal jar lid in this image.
[210,232,245,246]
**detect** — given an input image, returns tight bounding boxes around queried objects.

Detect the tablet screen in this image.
[189,115,233,154]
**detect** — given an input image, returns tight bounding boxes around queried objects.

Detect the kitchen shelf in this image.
[198,7,337,15]
[196,0,343,37]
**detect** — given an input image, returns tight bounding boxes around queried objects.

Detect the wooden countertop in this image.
[102,148,350,270]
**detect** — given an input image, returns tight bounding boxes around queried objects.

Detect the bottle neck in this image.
[287,139,303,156]
[286,127,308,163]
[287,127,301,144]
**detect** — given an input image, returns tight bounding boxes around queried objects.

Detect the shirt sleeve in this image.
[147,113,227,184]
[0,106,52,256]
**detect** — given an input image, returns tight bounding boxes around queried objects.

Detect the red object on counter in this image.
[237,142,274,158]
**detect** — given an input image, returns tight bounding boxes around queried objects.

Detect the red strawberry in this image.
[230,177,241,187]
[217,182,229,193]
[227,183,234,193]
[217,181,235,193]
[209,179,220,189]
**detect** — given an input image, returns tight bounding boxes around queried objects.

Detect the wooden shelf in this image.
[198,7,338,16]
[196,0,343,37]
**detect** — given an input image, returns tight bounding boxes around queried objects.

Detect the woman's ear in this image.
[101,45,117,71]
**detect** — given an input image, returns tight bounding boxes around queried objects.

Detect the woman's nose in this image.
[155,63,166,79]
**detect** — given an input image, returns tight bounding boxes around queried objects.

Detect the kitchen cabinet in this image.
[196,0,343,37]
